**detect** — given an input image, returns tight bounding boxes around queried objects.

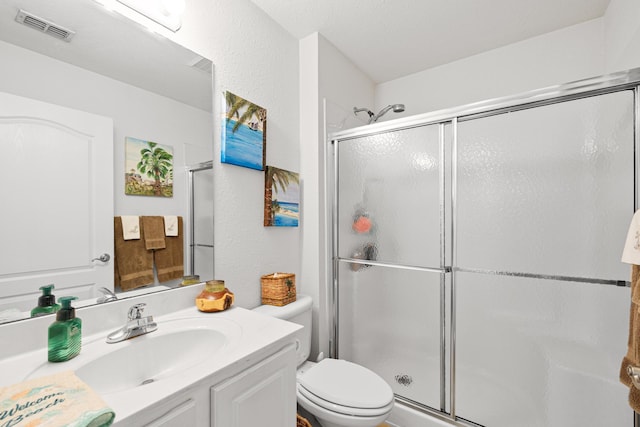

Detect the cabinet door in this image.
[211,345,296,427]
[143,399,197,427]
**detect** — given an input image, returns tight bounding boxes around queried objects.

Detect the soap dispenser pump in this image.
[31,284,61,317]
[48,296,82,362]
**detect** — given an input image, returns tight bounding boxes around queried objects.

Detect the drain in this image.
[140,378,155,386]
[394,374,413,387]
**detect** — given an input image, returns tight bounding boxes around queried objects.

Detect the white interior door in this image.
[0,91,113,314]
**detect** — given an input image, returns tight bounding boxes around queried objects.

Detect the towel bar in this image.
[456,267,631,288]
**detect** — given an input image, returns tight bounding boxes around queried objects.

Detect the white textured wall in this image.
[604,0,640,72]
[1,0,300,308]
[375,18,606,115]
[167,0,300,308]
[299,34,322,359]
[299,33,375,359]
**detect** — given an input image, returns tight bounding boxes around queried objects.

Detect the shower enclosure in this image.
[187,161,214,281]
[329,69,639,426]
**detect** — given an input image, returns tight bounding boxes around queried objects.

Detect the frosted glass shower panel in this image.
[455,272,629,427]
[337,125,441,267]
[456,91,634,280]
[337,262,443,410]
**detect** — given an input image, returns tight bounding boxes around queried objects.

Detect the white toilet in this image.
[253,295,394,427]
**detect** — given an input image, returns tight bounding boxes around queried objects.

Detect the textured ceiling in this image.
[249,0,612,83]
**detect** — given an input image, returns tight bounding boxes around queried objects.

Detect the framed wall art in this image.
[264,166,300,227]
[125,136,173,197]
[221,91,267,170]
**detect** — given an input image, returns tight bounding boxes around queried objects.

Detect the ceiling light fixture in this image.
[115,0,185,32]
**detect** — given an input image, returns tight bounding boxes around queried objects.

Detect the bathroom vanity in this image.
[0,285,300,426]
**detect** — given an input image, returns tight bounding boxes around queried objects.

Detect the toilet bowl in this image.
[253,295,394,427]
[297,359,394,427]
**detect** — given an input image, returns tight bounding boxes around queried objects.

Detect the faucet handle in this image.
[128,303,147,320]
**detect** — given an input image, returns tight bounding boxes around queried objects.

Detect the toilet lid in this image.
[298,359,393,409]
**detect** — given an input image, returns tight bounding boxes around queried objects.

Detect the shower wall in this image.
[332,75,637,426]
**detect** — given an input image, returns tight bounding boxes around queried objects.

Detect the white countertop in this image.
[0,304,301,423]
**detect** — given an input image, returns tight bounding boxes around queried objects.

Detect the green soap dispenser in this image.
[31,284,61,317]
[48,296,82,362]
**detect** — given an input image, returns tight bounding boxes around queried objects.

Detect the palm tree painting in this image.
[125,137,173,197]
[222,91,267,170]
[264,166,300,227]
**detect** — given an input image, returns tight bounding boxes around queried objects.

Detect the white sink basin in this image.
[76,328,225,394]
[27,316,242,394]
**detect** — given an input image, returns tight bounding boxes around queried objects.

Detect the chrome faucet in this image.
[97,287,118,303]
[106,303,157,344]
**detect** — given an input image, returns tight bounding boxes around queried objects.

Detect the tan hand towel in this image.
[141,216,166,250]
[620,264,640,412]
[155,216,184,282]
[114,217,154,291]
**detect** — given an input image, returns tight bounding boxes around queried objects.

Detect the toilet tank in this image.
[252,294,312,367]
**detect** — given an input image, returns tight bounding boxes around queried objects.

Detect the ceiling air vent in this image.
[188,56,213,75]
[15,9,75,42]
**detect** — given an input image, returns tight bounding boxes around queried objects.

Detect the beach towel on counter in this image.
[114,217,154,291]
[0,370,115,427]
[155,216,184,282]
[141,216,166,250]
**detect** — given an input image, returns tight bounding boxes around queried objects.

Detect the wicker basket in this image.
[261,272,296,306]
[296,414,312,427]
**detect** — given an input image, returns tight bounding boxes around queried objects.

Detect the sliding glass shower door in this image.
[454,91,633,426]
[331,76,637,426]
[187,162,214,281]
[335,124,450,411]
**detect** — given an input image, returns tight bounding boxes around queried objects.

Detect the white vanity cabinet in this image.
[211,344,297,427]
[143,399,198,426]
[0,303,301,427]
[115,343,297,427]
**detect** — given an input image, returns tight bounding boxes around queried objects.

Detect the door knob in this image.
[92,253,111,262]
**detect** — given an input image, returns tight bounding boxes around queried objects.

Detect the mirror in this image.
[0,0,214,323]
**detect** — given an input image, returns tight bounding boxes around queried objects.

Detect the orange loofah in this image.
[352,216,372,233]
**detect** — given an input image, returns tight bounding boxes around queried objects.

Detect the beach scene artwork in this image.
[125,136,173,197]
[221,91,267,170]
[264,166,300,227]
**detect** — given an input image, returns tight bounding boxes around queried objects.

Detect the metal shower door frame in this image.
[328,67,640,426]
[186,160,214,277]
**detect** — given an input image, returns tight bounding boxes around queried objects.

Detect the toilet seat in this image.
[298,384,394,417]
[297,359,394,416]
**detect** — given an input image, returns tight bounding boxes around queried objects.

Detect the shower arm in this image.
[353,107,374,119]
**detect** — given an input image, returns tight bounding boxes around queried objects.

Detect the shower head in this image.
[369,104,406,123]
[354,104,406,124]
